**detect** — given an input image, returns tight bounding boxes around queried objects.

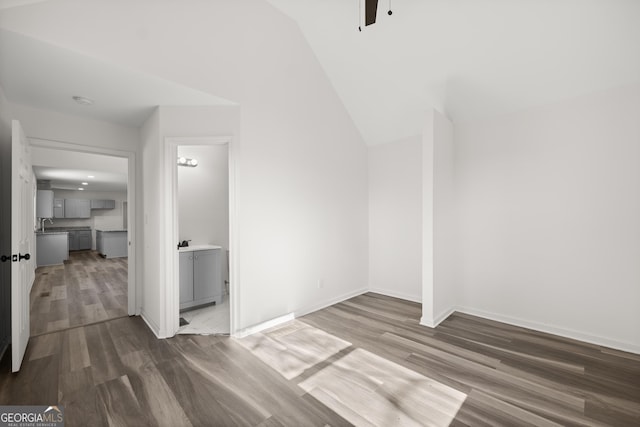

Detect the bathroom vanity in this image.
[179,245,223,311]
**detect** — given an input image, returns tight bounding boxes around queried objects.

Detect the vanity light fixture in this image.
[177,157,198,167]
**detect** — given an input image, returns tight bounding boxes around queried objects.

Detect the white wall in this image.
[432,111,456,323]
[10,103,139,151]
[368,136,422,302]
[421,110,458,327]
[5,0,369,334]
[368,111,457,325]
[178,145,229,249]
[140,107,161,334]
[455,85,640,352]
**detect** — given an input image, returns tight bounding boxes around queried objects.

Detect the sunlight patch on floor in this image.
[239,320,467,426]
[300,348,467,426]
[238,320,351,380]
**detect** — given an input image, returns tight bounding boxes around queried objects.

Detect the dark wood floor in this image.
[1,293,638,426]
[30,251,128,336]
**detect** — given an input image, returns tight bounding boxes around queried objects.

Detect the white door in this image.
[11,120,34,372]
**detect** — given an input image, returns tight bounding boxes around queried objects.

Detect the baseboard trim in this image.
[296,287,369,319]
[368,288,422,304]
[233,287,369,339]
[420,306,454,328]
[234,313,295,339]
[456,305,640,355]
[140,310,162,339]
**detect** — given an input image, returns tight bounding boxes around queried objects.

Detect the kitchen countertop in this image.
[35,231,69,235]
[96,229,127,233]
[178,244,222,252]
[42,226,91,231]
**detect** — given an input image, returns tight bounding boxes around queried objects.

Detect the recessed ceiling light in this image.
[82,182,88,185]
[88,175,95,178]
[72,96,94,106]
[78,187,84,191]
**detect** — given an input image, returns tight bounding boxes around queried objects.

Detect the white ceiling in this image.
[0,1,638,145]
[267,0,640,144]
[0,28,234,128]
[31,146,128,192]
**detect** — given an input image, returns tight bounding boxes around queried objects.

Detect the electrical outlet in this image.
[317,279,324,289]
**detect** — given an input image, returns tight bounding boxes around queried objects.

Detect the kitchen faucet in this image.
[41,217,53,232]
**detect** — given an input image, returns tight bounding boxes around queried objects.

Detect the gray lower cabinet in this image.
[68,230,91,251]
[77,230,91,250]
[96,230,127,258]
[64,199,91,218]
[179,249,222,310]
[36,232,69,266]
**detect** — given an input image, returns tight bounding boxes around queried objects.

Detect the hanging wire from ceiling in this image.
[358,0,393,31]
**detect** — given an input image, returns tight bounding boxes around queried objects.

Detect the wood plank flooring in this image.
[0,292,638,426]
[30,251,128,336]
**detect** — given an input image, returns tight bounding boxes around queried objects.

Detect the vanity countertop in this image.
[178,244,222,252]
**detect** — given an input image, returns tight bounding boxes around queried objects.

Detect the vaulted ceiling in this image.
[1,0,639,145]
[267,0,640,144]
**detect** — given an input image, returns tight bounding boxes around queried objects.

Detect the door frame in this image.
[29,137,139,316]
[163,136,238,337]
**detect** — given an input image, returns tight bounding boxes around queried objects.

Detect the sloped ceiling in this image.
[1,0,639,145]
[267,0,640,144]
[0,29,234,128]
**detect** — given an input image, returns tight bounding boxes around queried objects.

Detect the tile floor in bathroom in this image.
[178,296,230,335]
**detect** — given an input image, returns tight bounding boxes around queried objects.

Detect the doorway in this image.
[29,139,137,336]
[164,136,236,337]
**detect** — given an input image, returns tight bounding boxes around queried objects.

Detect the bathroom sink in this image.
[178,244,222,252]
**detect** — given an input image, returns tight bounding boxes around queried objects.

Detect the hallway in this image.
[30,251,128,336]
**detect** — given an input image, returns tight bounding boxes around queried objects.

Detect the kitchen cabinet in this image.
[36,190,54,218]
[64,199,91,218]
[179,247,222,310]
[96,230,128,258]
[36,232,69,266]
[68,229,91,251]
[53,199,65,218]
[90,199,116,209]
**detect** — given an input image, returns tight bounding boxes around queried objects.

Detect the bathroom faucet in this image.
[41,218,53,232]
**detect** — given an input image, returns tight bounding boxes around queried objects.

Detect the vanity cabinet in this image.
[179,248,222,310]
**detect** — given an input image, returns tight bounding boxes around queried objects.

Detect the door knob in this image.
[18,253,30,261]
[0,255,10,263]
